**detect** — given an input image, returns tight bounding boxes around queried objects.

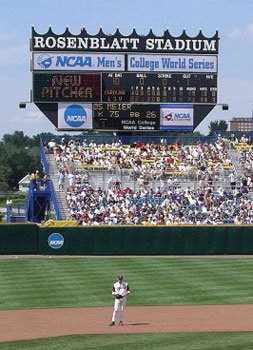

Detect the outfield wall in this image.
[0,224,253,255]
[0,224,38,254]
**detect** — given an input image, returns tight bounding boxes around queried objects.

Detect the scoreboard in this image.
[31,27,220,131]
[102,73,217,104]
[33,73,100,102]
[33,72,217,105]
[93,103,160,130]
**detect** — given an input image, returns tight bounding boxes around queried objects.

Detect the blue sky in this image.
[1,0,253,137]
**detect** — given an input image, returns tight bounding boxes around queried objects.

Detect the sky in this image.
[0,0,253,138]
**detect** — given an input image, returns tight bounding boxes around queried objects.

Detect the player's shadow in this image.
[124,322,150,326]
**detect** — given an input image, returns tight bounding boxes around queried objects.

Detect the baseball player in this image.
[109,275,130,326]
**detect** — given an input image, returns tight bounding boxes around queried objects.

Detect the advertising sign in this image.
[33,73,101,102]
[33,53,125,71]
[160,104,194,130]
[58,103,93,130]
[127,54,217,73]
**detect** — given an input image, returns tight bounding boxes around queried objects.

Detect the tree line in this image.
[0,131,52,191]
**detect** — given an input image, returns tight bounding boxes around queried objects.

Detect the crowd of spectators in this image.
[66,180,253,225]
[29,170,48,190]
[44,134,253,225]
[46,134,232,185]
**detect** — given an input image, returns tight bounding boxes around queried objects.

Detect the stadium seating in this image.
[43,135,253,225]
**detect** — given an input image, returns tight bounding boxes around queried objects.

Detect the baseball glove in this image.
[115,294,123,299]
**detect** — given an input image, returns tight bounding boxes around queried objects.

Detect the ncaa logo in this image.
[162,112,173,121]
[48,233,64,249]
[37,54,52,69]
[64,105,88,127]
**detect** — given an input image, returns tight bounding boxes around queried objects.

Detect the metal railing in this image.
[37,140,62,220]
[48,180,62,220]
[40,137,49,174]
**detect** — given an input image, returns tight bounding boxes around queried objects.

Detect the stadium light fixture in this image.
[19,91,32,109]
[19,102,29,109]
[217,103,229,111]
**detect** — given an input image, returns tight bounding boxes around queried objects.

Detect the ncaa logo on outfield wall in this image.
[48,233,64,249]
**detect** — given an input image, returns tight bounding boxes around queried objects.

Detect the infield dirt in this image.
[1,304,253,342]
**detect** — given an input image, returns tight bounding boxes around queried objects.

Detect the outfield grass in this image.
[2,332,253,350]
[0,257,253,310]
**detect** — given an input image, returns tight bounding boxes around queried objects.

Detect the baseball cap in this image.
[117,275,123,280]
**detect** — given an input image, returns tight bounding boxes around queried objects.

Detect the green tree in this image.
[0,131,43,190]
[2,131,30,147]
[208,120,227,135]
[31,132,53,147]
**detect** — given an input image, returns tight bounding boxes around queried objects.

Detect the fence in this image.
[1,224,253,255]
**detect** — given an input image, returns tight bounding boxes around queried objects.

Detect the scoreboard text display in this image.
[93,103,160,130]
[102,73,217,104]
[33,73,100,102]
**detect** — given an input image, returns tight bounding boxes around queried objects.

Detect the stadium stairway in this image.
[227,148,246,178]
[227,148,253,201]
[45,154,70,220]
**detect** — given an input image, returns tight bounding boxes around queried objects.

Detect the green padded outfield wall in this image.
[0,224,38,254]
[1,224,253,255]
[39,225,253,255]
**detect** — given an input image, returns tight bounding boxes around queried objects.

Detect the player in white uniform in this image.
[109,275,130,326]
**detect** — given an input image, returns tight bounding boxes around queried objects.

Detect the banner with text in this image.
[33,53,125,71]
[128,54,217,72]
[160,104,194,130]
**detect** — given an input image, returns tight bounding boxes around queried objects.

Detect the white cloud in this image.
[227,23,253,40]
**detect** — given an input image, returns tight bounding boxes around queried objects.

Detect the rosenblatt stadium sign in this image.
[31,27,219,54]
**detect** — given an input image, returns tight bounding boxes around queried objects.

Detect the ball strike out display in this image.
[102,73,217,104]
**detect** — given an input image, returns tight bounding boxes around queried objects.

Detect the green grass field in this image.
[2,332,253,350]
[1,257,253,349]
[0,257,253,310]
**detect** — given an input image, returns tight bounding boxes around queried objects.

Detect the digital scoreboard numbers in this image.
[33,73,101,102]
[102,73,217,104]
[93,103,160,131]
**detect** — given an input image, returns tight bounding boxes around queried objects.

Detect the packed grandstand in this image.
[37,133,253,226]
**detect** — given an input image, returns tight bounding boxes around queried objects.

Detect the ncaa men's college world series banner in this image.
[58,103,92,130]
[33,53,125,71]
[127,54,217,73]
[160,104,194,130]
